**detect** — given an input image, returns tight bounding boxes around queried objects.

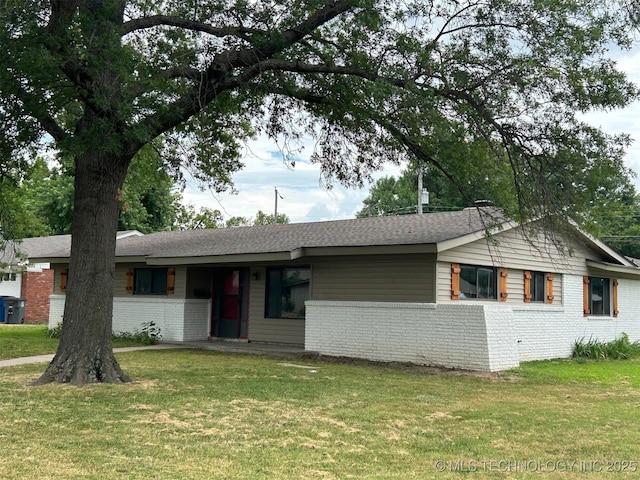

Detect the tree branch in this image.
[224,59,410,89]
[131,0,361,150]
[122,15,264,39]
[3,75,68,143]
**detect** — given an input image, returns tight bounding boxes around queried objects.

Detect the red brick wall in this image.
[20,269,54,323]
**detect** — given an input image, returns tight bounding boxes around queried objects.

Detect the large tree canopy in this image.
[0,0,637,384]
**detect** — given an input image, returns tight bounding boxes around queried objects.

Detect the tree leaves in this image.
[1,0,638,230]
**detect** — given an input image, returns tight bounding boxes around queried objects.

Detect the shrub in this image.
[572,333,640,360]
[47,321,162,345]
[47,323,63,338]
[113,322,162,345]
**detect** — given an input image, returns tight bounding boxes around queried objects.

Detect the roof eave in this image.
[145,252,293,265]
[145,243,439,265]
[292,244,437,259]
[586,260,640,278]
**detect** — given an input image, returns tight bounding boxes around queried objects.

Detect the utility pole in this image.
[274,188,278,224]
[417,164,429,214]
[274,187,282,225]
[417,164,423,215]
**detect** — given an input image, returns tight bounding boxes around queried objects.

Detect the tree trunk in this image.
[34,150,131,385]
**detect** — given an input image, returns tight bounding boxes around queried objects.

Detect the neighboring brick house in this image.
[32,209,640,371]
[1,235,71,323]
[1,231,141,323]
[20,268,54,323]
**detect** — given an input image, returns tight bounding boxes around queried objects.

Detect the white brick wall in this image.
[305,274,640,371]
[182,299,210,341]
[305,301,520,371]
[48,296,211,342]
[513,275,640,361]
[48,295,65,329]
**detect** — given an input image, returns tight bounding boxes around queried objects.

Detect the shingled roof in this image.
[21,209,507,263]
[122,208,501,259]
[1,231,142,266]
[1,235,72,267]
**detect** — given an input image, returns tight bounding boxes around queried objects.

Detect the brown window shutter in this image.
[613,279,619,317]
[451,263,461,300]
[583,276,590,316]
[499,268,508,302]
[60,269,68,293]
[523,271,532,303]
[167,267,176,295]
[546,273,554,304]
[126,269,134,294]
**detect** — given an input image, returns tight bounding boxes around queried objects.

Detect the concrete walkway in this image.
[0,344,182,368]
[0,342,307,369]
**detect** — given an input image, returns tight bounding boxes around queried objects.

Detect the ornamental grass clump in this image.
[572,333,640,360]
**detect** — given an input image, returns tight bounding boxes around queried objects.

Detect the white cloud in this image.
[181,131,404,223]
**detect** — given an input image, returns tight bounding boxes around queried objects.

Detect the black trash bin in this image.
[1,297,27,324]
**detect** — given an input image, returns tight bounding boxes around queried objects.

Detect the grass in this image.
[0,324,162,360]
[0,324,59,359]
[1,328,640,479]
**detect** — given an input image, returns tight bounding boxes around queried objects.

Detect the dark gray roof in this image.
[1,231,143,265]
[1,235,72,266]
[114,209,500,259]
[22,209,503,261]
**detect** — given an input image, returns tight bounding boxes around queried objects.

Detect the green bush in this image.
[113,322,162,345]
[572,333,640,360]
[47,323,63,339]
[47,321,162,345]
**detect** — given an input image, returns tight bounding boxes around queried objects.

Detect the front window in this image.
[530,271,546,303]
[460,265,497,300]
[589,277,610,316]
[266,267,310,318]
[0,272,17,282]
[134,268,168,295]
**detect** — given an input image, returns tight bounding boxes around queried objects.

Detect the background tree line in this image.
[358,163,640,259]
[2,147,288,239]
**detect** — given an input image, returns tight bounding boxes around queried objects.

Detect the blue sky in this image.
[181,135,404,224]
[182,46,640,224]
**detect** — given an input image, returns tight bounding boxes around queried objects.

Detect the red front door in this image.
[211,269,248,338]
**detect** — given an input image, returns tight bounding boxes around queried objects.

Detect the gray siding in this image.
[247,266,305,345]
[311,254,436,303]
[435,226,604,303]
[438,226,598,272]
[245,254,436,345]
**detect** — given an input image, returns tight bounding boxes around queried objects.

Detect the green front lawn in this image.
[0,324,159,360]
[0,324,59,359]
[1,333,639,479]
